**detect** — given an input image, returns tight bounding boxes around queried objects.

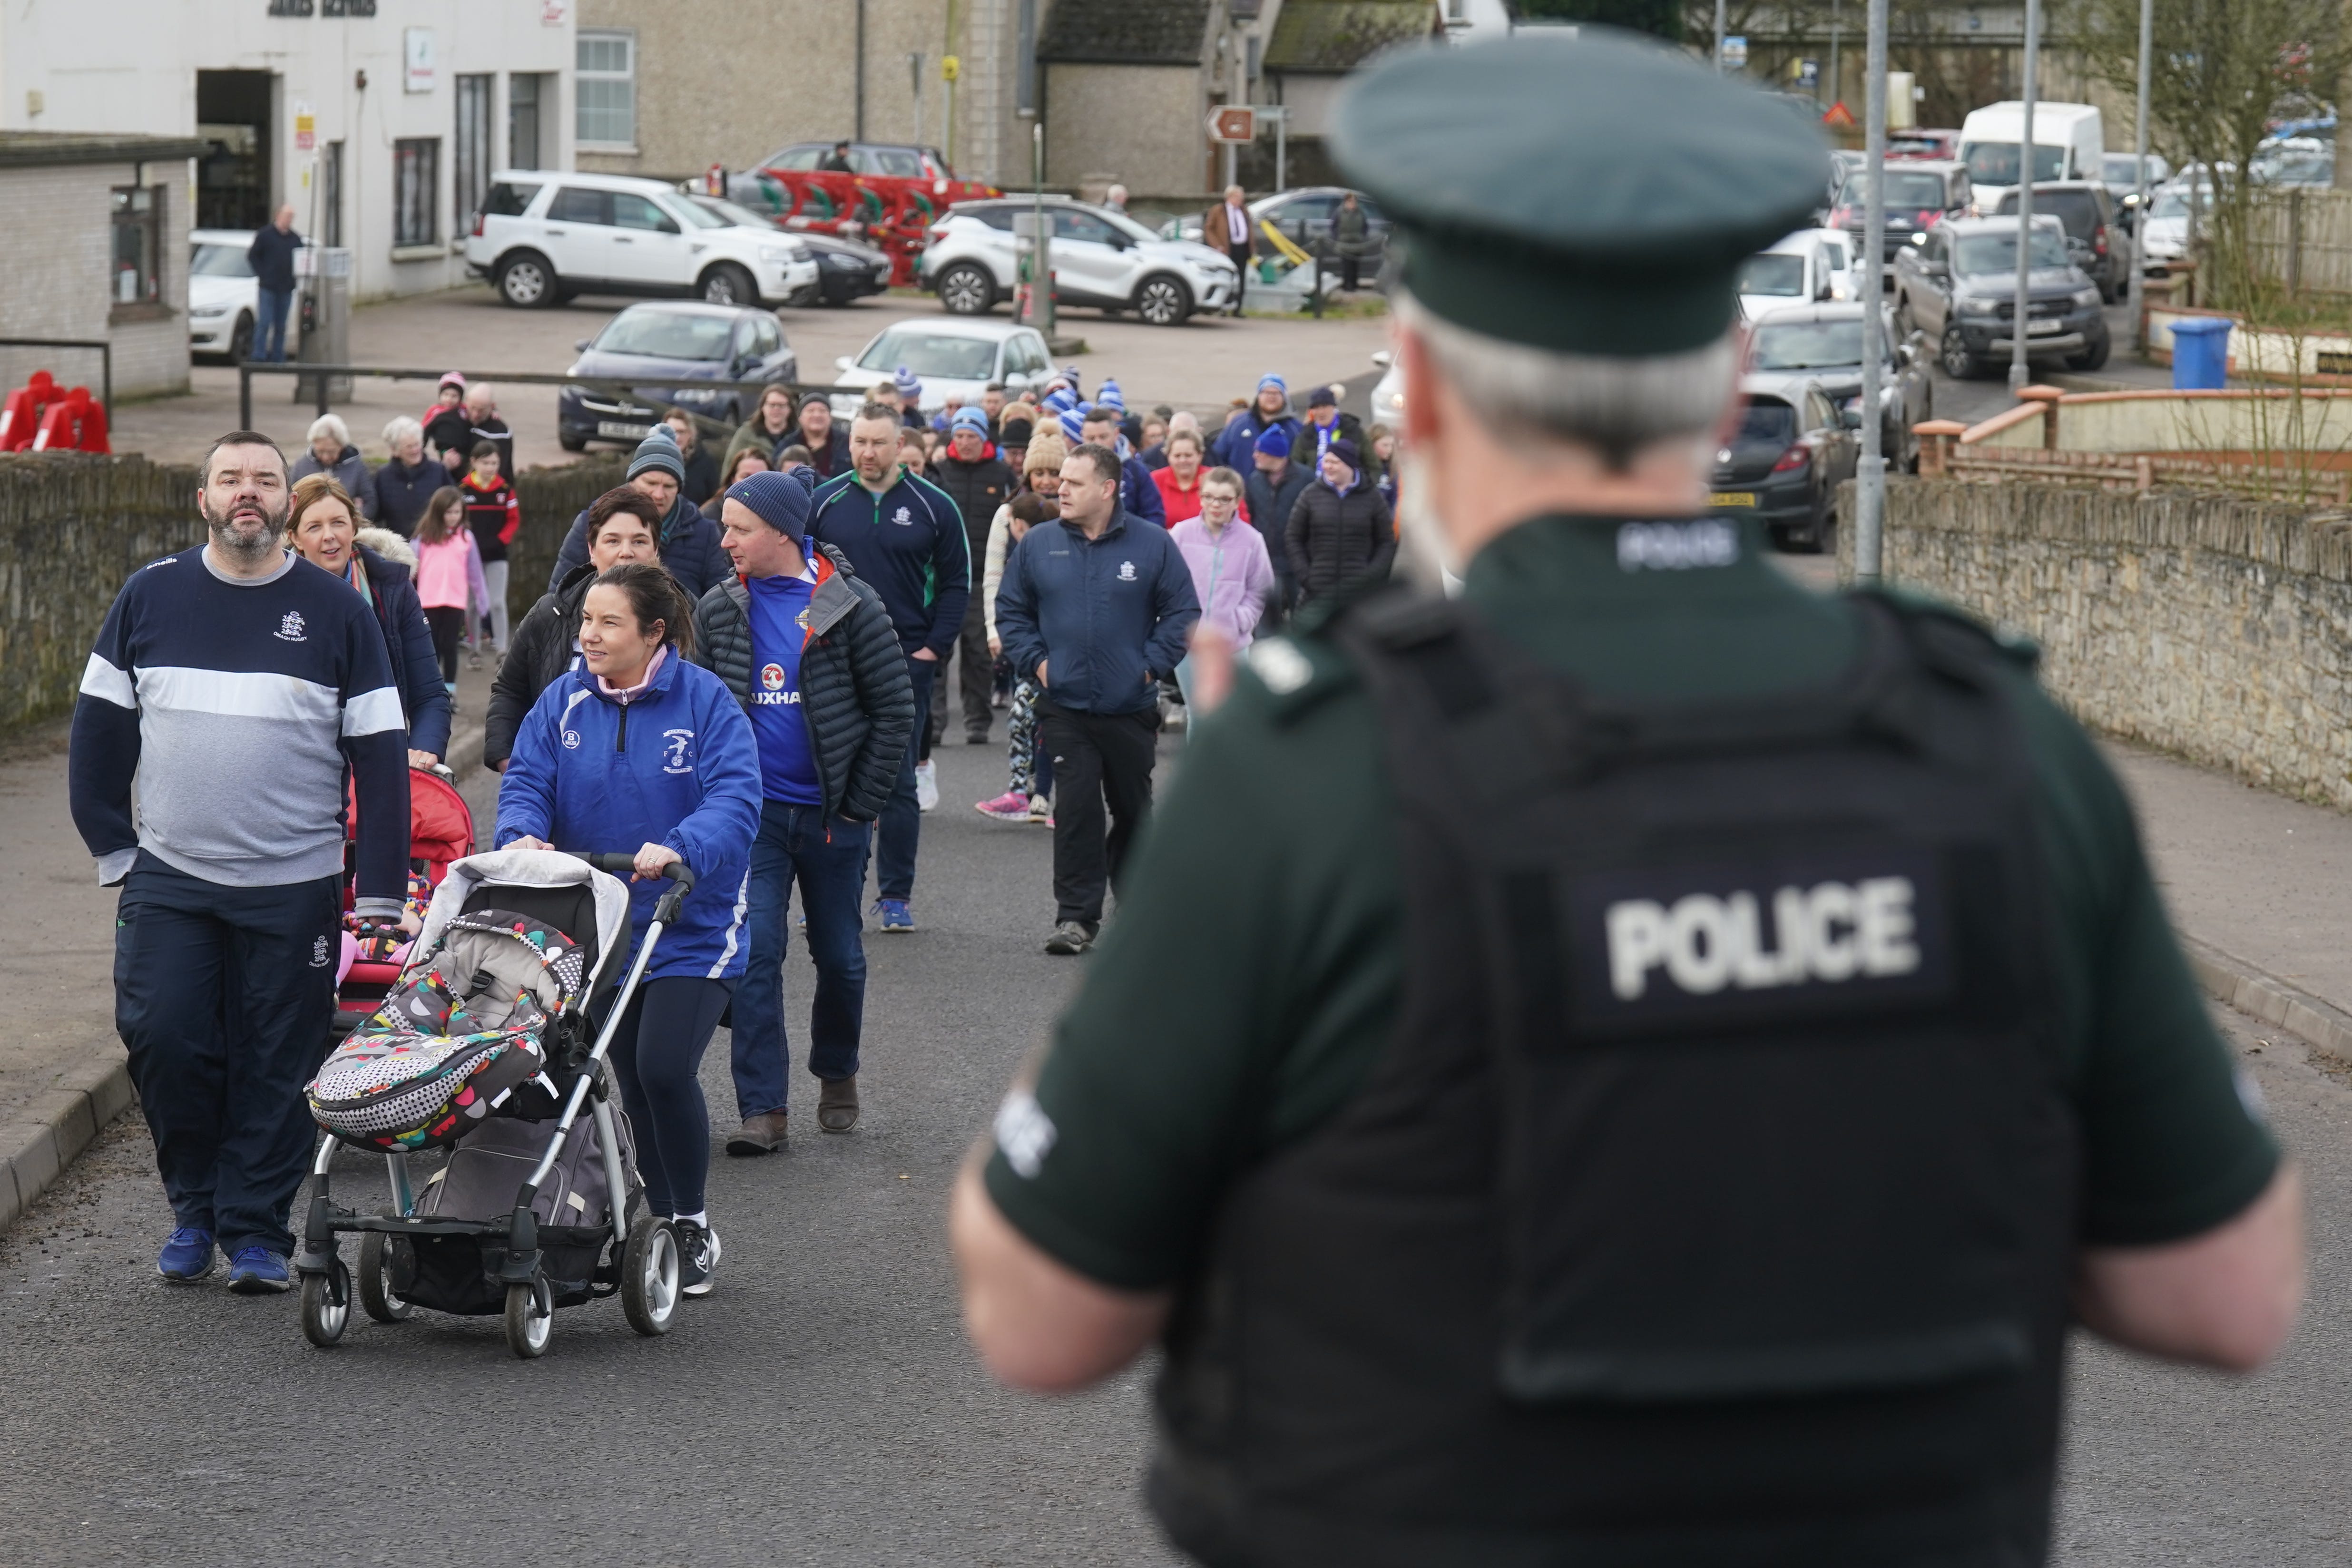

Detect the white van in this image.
[1957,102,2104,212]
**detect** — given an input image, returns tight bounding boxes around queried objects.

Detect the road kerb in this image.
[2183,936,2352,1064]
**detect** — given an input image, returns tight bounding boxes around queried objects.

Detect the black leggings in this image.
[424,605,466,684]
[607,974,734,1218]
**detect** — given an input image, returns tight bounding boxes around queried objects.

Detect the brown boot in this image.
[816,1076,860,1134]
[725,1111,790,1156]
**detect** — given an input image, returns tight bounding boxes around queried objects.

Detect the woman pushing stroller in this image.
[498,562,759,1298]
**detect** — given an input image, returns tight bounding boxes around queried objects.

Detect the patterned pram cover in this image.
[307,910,586,1150]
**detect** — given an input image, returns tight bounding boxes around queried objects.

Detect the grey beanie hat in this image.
[627,426,686,484]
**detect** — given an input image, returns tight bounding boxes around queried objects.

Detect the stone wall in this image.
[0,454,625,733]
[1842,479,2352,810]
[0,160,189,402]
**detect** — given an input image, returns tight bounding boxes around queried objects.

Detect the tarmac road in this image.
[2,735,2347,1565]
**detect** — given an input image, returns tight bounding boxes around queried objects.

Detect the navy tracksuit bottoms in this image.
[114,852,341,1255]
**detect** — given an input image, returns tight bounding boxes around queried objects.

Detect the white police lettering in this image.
[1605,877,1921,1000]
[1616,520,1739,573]
[1248,637,1313,695]
[993,1088,1058,1178]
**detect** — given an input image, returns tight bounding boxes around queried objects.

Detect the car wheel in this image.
[1939,325,1980,380]
[2067,329,2112,372]
[227,312,254,363]
[700,263,758,306]
[497,252,557,309]
[937,263,996,315]
[558,427,589,452]
[1134,274,1192,327]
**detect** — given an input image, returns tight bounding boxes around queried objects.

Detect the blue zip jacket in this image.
[1120,453,1166,528]
[495,650,761,981]
[808,468,972,657]
[995,503,1200,716]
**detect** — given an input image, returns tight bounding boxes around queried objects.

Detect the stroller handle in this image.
[578,851,697,893]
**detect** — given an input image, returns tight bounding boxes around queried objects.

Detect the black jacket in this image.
[353,533,454,759]
[930,450,1015,563]
[1244,461,1315,581]
[1286,480,1397,605]
[1293,411,1367,469]
[795,423,853,481]
[485,562,595,770]
[247,224,302,292]
[422,404,474,470]
[677,443,721,507]
[371,456,444,538]
[690,543,915,823]
[549,492,731,600]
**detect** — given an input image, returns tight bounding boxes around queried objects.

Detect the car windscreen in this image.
[1737,253,1808,297]
[594,311,735,360]
[695,196,777,229]
[1751,320,1869,372]
[190,243,255,279]
[870,147,925,177]
[1953,228,2070,275]
[855,329,998,380]
[1882,172,1950,208]
[1961,141,2068,186]
[666,197,727,230]
[1735,399,1799,445]
[2101,154,2151,185]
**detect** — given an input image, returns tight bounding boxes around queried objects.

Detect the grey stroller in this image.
[294,847,698,1359]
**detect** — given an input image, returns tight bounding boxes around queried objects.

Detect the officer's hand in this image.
[1186,625,1236,717]
[633,842,682,882]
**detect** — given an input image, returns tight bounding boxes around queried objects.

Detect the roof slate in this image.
[1038,0,1215,65]
[1264,0,1437,74]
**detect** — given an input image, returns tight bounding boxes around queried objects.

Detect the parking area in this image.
[110,284,1396,470]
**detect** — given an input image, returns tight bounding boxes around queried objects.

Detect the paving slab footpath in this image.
[2,657,2347,1231]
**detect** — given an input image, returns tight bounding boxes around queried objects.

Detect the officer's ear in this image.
[1397,327,1442,451]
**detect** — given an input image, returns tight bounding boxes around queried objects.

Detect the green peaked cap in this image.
[1333,29,1832,356]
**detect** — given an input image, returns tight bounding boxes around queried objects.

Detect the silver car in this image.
[919,197,1238,326]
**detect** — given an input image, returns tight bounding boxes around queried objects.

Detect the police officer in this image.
[949,31,2303,1567]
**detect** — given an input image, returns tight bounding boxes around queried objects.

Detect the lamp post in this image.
[2009,0,2042,394]
[1854,0,1891,585]
[2129,0,2152,329]
[1715,0,1728,73]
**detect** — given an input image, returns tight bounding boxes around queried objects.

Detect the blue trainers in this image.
[225,1246,292,1294]
[157,1227,215,1283]
[875,898,915,932]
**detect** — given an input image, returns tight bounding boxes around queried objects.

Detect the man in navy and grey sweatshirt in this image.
[995,442,1197,957]
[69,431,411,1294]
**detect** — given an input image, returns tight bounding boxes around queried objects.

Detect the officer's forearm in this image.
[950,1157,1169,1393]
[2073,1162,2304,1372]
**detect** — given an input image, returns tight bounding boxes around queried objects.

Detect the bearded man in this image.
[69,431,411,1294]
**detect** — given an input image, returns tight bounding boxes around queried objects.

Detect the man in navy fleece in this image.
[69,431,412,1294]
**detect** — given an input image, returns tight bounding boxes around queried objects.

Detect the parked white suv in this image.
[464,169,819,310]
[918,197,1237,326]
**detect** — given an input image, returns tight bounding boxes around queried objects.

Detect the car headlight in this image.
[758,244,804,265]
[1956,296,2001,317]
[2073,287,2101,308]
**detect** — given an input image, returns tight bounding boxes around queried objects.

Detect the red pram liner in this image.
[339,767,478,1019]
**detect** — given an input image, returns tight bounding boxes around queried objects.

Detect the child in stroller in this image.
[298,847,701,1358]
[333,764,476,1037]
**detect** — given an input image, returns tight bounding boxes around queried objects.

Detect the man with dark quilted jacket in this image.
[691,469,914,1155]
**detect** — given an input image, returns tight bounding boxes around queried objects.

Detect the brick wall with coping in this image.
[1841,479,2352,810]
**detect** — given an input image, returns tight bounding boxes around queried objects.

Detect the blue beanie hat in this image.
[725,467,814,537]
[1056,407,1086,445]
[892,364,922,399]
[1097,378,1125,410]
[1256,372,1287,395]
[1041,387,1077,416]
[1253,425,1293,460]
[627,425,686,483]
[950,406,990,435]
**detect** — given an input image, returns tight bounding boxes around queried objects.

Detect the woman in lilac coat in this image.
[1168,464,1276,722]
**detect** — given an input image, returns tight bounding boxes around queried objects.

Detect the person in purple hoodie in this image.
[1167,465,1274,725]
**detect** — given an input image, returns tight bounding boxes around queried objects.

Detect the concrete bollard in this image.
[1913,420,1968,478]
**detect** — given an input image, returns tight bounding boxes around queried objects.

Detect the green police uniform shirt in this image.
[984,515,2281,1291]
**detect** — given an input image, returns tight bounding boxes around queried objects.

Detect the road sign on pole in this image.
[1720,35,1748,69]
[1207,106,1257,144]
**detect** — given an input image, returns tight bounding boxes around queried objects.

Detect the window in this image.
[484,181,541,218]
[854,327,1000,380]
[1736,253,1807,297]
[549,185,614,225]
[509,72,549,169]
[592,309,735,360]
[749,316,783,357]
[1735,399,1797,446]
[765,145,823,171]
[1052,209,1118,246]
[393,137,440,247]
[454,74,493,228]
[611,193,678,232]
[577,30,636,148]
[1954,228,2068,276]
[111,185,163,309]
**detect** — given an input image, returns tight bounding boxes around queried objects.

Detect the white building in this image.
[0,0,576,304]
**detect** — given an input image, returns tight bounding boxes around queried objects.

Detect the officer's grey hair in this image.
[1393,290,1740,472]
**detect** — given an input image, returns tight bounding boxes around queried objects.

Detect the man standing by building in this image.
[1331,189,1376,292]
[809,405,971,931]
[694,470,914,1153]
[994,444,1196,956]
[931,407,1014,744]
[1207,185,1254,315]
[246,205,302,364]
[71,431,411,1292]
[951,32,2301,1565]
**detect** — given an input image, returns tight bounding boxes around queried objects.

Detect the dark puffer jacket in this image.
[930,449,1015,563]
[690,541,914,823]
[1285,479,1397,606]
[485,562,595,770]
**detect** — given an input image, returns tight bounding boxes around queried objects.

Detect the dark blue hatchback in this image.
[557,302,798,453]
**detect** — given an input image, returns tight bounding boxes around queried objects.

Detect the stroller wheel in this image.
[358,1231,413,1323]
[622,1214,680,1336]
[504,1278,554,1359]
[300,1257,352,1349]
